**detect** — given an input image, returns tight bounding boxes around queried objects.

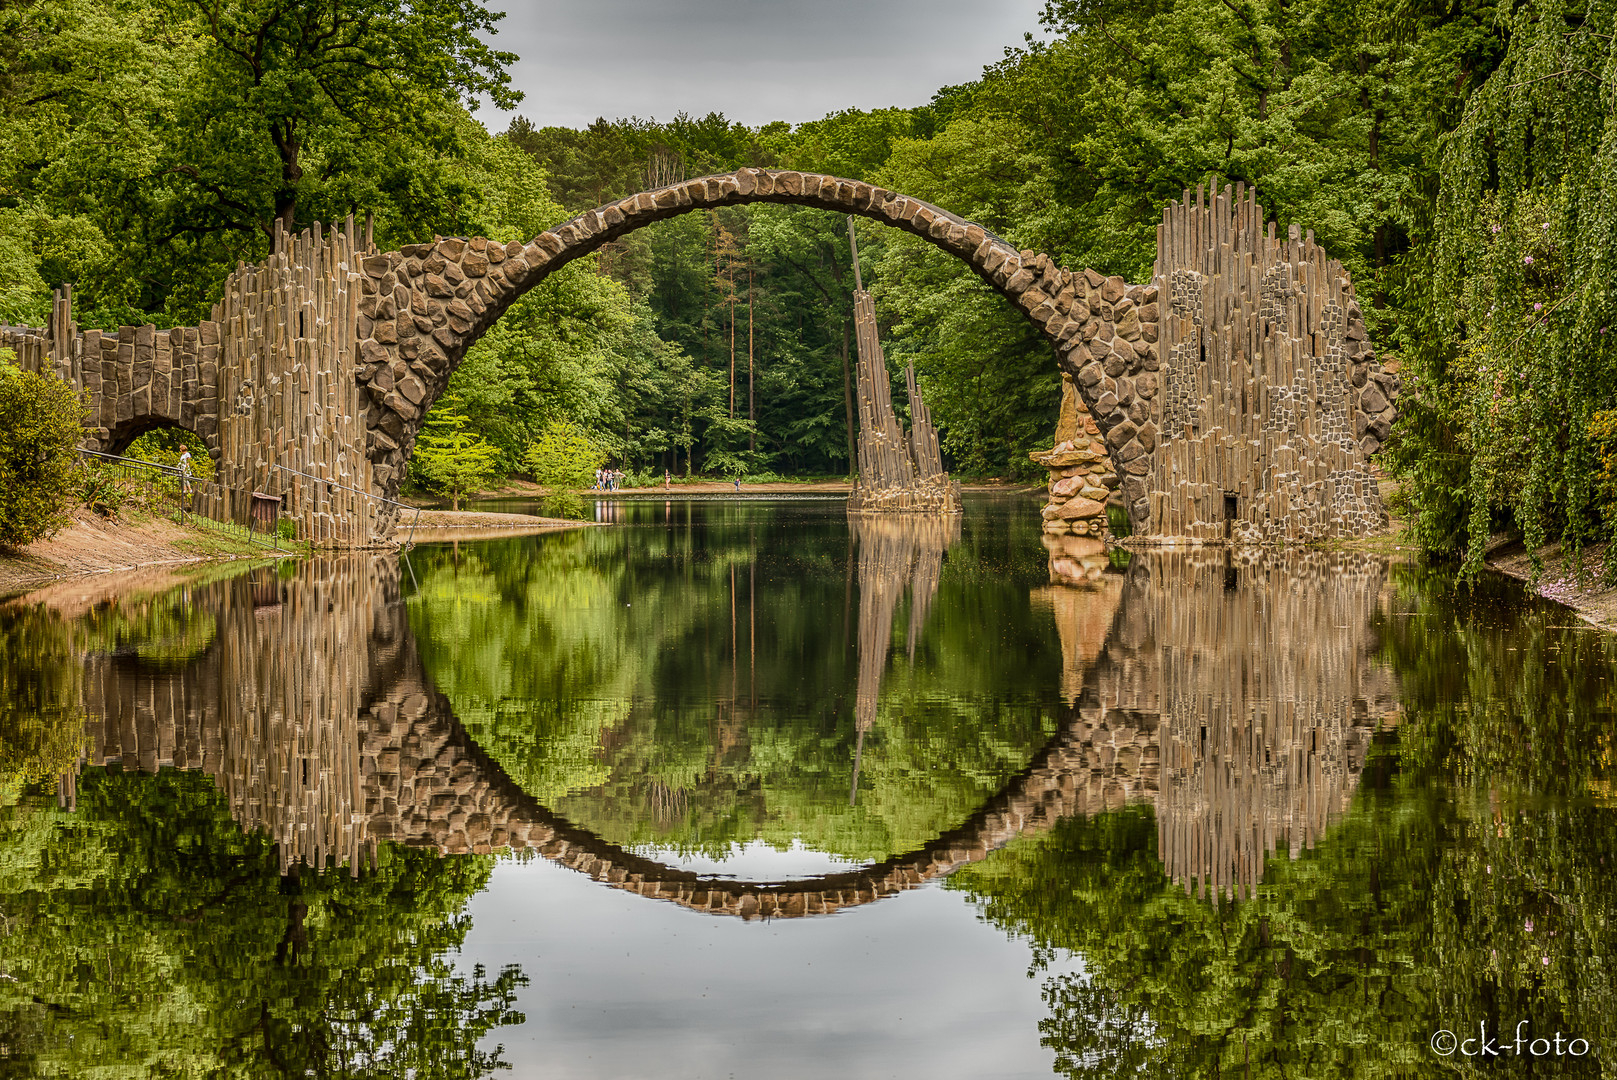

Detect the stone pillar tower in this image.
[211,221,375,545]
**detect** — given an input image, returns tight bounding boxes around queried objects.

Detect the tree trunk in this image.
[841,320,856,476]
[748,264,755,454]
[271,124,303,250]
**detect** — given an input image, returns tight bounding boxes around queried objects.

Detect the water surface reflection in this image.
[0,496,1613,1076]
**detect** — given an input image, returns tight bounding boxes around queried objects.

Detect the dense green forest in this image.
[5,0,1617,557]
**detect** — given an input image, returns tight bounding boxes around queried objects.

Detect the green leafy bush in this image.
[525,419,606,489]
[540,491,588,520]
[74,461,132,519]
[126,428,215,479]
[409,394,504,510]
[623,469,660,489]
[0,352,85,546]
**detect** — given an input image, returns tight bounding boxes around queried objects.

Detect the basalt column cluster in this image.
[74,558,396,873]
[4,220,376,547]
[1145,186,1398,543]
[846,290,962,514]
[211,221,374,545]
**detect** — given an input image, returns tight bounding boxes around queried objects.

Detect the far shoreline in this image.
[401,478,1044,508]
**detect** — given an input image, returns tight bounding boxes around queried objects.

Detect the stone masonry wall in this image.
[11,171,1399,546]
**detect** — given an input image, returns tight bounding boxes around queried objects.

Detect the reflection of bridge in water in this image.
[62,543,1396,915]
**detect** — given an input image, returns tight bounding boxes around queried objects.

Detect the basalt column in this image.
[212,220,374,546]
[846,289,962,515]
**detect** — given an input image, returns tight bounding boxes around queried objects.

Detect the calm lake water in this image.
[2,494,1615,1077]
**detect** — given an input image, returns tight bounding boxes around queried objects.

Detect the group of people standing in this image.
[594,467,627,491]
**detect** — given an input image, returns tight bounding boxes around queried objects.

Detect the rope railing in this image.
[77,450,422,550]
[77,449,285,549]
[267,462,422,549]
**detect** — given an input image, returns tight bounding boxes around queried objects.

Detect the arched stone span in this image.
[103,416,212,461]
[354,169,1142,518]
[11,172,1401,543]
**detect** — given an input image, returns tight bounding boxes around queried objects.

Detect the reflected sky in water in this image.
[458,859,1084,1079]
[626,839,866,880]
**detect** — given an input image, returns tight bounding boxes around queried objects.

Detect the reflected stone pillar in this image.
[76,557,400,874]
[1134,551,1397,900]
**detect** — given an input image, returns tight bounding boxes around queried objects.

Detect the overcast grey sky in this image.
[474,0,1051,133]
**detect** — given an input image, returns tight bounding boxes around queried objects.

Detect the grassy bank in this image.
[0,507,296,598]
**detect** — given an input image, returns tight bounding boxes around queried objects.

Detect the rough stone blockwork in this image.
[350,169,1073,531]
[1143,184,1399,542]
[4,221,373,546]
[8,171,1398,545]
[3,287,215,460]
[1031,373,1116,583]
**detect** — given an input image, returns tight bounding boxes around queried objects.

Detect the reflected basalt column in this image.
[849,514,961,738]
[78,558,398,873]
[1093,550,1399,900]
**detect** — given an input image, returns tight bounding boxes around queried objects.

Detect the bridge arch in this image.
[18,170,1398,544]
[354,169,1153,516]
[103,416,214,462]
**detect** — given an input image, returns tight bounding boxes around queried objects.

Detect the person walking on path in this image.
[664,469,671,490]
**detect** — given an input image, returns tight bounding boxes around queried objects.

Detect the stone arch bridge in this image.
[6,171,1399,545]
[59,547,1396,915]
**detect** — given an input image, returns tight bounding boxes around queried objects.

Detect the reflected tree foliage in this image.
[0,606,85,792]
[951,562,1617,1078]
[1,583,219,792]
[0,568,526,1077]
[0,768,524,1078]
[405,500,1067,861]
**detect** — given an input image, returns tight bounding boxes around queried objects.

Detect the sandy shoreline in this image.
[396,508,597,542]
[0,509,262,598]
